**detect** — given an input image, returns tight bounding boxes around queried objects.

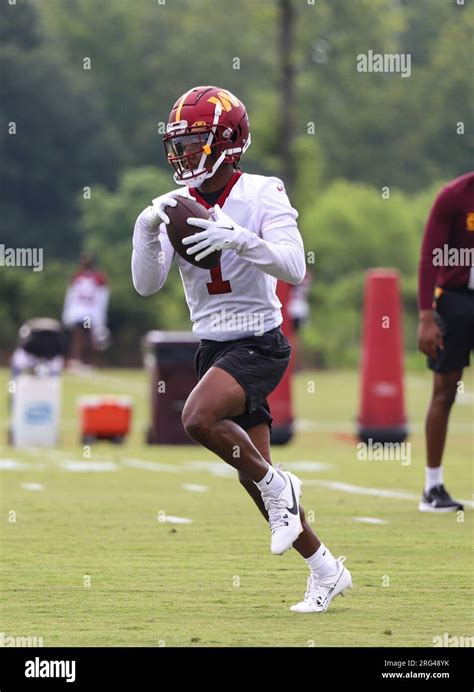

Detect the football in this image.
[166,196,221,270]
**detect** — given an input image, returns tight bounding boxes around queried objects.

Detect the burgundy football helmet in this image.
[163,86,251,187]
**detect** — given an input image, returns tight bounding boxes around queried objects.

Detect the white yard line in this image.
[159,515,192,524]
[182,483,208,493]
[353,517,387,524]
[295,419,473,433]
[285,461,333,471]
[0,459,48,470]
[304,479,473,508]
[59,461,119,472]
[122,458,182,473]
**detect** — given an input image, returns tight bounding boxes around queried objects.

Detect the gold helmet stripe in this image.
[175,88,195,122]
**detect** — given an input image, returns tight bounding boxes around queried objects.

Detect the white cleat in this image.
[290,557,353,613]
[262,470,303,555]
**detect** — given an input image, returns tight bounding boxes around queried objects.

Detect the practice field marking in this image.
[161,515,193,524]
[184,461,236,477]
[0,459,37,470]
[59,461,119,472]
[304,479,416,499]
[182,483,208,493]
[0,459,30,470]
[295,419,320,431]
[304,479,474,508]
[296,419,474,434]
[285,461,333,471]
[21,483,45,491]
[122,458,181,473]
[353,516,387,524]
[4,453,471,508]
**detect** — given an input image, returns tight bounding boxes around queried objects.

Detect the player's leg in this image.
[241,422,320,558]
[241,422,352,612]
[182,365,303,553]
[420,369,464,511]
[426,370,461,468]
[420,289,469,511]
[68,324,85,366]
[182,365,270,481]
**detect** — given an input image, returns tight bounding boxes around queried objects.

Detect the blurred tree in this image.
[296,0,472,190]
[2,0,471,365]
[40,0,280,171]
[416,6,474,182]
[298,180,440,366]
[34,0,474,194]
[279,0,297,194]
[0,0,121,257]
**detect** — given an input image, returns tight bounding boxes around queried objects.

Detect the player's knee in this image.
[182,409,212,442]
[433,387,457,411]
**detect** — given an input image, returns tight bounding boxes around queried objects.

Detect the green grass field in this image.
[1,367,472,647]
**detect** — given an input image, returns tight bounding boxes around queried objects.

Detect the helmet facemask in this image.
[164,126,228,188]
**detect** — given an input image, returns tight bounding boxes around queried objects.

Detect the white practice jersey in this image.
[132,172,306,341]
[62,270,109,329]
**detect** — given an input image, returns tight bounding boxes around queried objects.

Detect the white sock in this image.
[306,543,339,579]
[255,466,285,496]
[425,466,443,493]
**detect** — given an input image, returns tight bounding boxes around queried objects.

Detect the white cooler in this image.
[11,374,62,447]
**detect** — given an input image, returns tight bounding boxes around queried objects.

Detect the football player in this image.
[132,86,352,612]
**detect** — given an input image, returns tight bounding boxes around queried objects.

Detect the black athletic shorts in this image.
[194,325,291,432]
[428,288,474,372]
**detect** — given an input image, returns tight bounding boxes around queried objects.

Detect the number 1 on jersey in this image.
[206,261,232,295]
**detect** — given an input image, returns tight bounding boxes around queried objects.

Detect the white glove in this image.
[144,193,179,229]
[184,204,247,262]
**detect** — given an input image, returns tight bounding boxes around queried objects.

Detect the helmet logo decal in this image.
[207,90,240,112]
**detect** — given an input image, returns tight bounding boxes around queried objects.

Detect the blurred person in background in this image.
[417,171,474,512]
[62,252,110,370]
[288,269,312,333]
[287,269,312,371]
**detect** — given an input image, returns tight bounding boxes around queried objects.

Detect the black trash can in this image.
[143,331,199,444]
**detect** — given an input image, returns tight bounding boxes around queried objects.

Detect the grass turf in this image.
[0,367,472,647]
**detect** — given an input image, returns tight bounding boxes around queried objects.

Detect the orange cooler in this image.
[78,396,132,444]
